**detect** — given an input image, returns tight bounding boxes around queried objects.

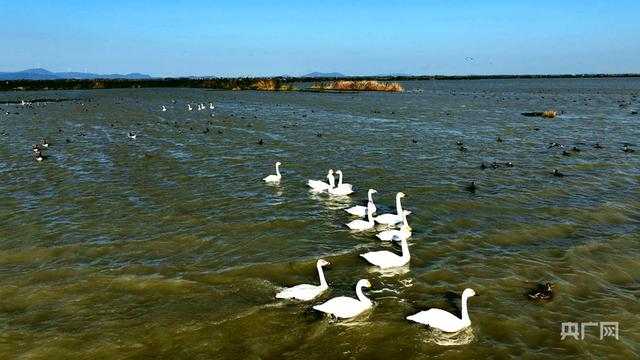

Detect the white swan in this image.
[263,161,282,182]
[375,192,407,225]
[407,288,478,332]
[360,234,410,268]
[209,102,215,110]
[188,104,193,111]
[345,189,377,216]
[276,259,330,301]
[346,201,376,230]
[313,279,372,319]
[127,131,137,140]
[328,170,354,195]
[376,210,412,241]
[308,170,334,191]
[162,105,167,112]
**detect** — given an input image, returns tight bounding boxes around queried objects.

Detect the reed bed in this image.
[312,80,404,92]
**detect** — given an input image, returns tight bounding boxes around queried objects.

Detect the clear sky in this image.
[1,0,638,77]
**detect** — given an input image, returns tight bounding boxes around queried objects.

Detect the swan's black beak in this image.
[474,293,480,296]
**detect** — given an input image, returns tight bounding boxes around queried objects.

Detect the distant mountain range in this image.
[301,72,347,78]
[0,68,151,80]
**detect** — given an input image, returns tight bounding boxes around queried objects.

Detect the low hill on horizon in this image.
[0,68,152,80]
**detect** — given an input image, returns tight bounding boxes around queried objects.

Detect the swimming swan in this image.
[308,170,335,191]
[328,170,354,195]
[263,161,282,182]
[360,234,411,268]
[407,288,478,332]
[313,279,372,319]
[345,189,377,216]
[346,201,376,230]
[375,192,407,225]
[276,259,330,301]
[376,210,412,241]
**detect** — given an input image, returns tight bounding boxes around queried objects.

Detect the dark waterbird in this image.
[623,145,634,153]
[505,162,514,167]
[459,145,468,152]
[456,140,463,146]
[496,136,503,143]
[491,162,499,169]
[548,142,563,149]
[35,150,47,162]
[465,181,477,193]
[527,283,555,301]
[571,146,581,152]
[553,169,564,177]
[257,139,264,145]
[562,151,570,156]
[594,143,604,149]
[480,162,487,169]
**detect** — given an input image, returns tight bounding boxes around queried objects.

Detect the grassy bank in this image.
[311,80,404,92]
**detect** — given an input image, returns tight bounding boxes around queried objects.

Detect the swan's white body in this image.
[329,170,353,195]
[376,211,412,241]
[346,189,377,216]
[162,105,167,112]
[407,288,477,332]
[313,279,372,319]
[188,104,193,111]
[360,235,410,269]
[375,192,407,225]
[346,202,376,230]
[209,103,215,110]
[263,162,282,182]
[276,259,330,301]
[308,170,335,191]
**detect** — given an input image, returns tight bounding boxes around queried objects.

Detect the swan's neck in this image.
[400,237,410,261]
[317,264,327,289]
[356,285,372,305]
[366,204,374,223]
[396,195,403,217]
[461,294,470,323]
[337,172,343,186]
[275,163,281,177]
[367,191,373,202]
[328,174,335,187]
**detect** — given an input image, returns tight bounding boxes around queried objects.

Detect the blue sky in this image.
[1,0,638,77]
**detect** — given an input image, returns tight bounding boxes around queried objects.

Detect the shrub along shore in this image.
[1,74,638,92]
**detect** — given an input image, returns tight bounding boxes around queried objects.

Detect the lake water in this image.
[1,79,639,359]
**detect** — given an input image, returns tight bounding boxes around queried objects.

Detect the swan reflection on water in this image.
[429,327,475,346]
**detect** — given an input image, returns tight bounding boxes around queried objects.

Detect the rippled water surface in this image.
[1,79,639,359]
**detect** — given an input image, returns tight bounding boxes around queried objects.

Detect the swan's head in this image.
[398,192,406,198]
[336,170,342,175]
[358,279,372,289]
[368,189,377,194]
[275,161,281,166]
[317,259,330,267]
[328,169,334,175]
[463,288,478,298]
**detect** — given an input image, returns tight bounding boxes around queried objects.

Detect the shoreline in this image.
[1,73,638,92]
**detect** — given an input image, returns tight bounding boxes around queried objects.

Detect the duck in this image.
[571,146,581,152]
[127,131,137,140]
[307,170,335,192]
[465,181,476,193]
[456,140,463,146]
[263,161,282,183]
[562,150,571,156]
[35,150,47,162]
[41,138,49,148]
[276,259,330,301]
[346,201,376,230]
[360,234,411,268]
[32,144,41,152]
[345,189,377,216]
[407,288,478,333]
[594,143,604,149]
[527,283,554,300]
[505,162,514,167]
[623,145,634,153]
[376,210,411,241]
[375,192,407,225]
[548,142,563,149]
[491,161,499,169]
[480,162,487,169]
[257,139,264,145]
[496,136,503,142]
[458,145,468,152]
[328,170,354,196]
[553,169,564,177]
[312,279,372,319]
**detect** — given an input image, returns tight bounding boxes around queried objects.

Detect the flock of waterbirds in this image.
[265,162,479,331]
[7,94,636,334]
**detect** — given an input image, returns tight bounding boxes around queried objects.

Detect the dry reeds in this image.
[542,111,557,118]
[312,80,404,92]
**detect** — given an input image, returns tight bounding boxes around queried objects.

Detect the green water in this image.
[1,79,639,359]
